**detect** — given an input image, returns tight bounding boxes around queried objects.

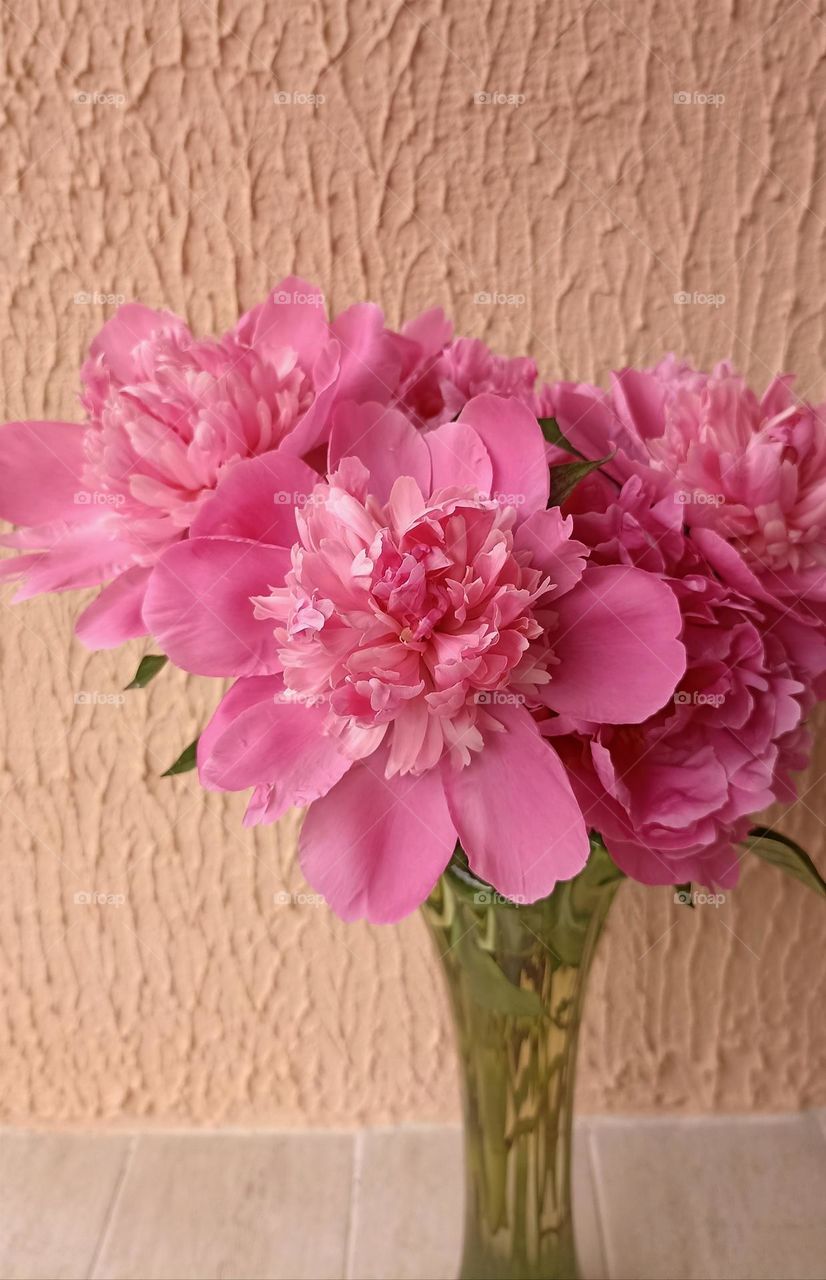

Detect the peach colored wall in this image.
[1,0,825,1127]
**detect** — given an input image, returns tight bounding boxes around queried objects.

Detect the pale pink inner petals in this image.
[254,465,567,778]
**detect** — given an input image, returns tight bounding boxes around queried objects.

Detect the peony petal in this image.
[457,394,549,515]
[605,834,741,890]
[201,676,351,807]
[690,528,783,607]
[328,401,431,504]
[0,422,89,526]
[546,384,639,485]
[514,508,589,597]
[7,521,137,600]
[191,452,317,544]
[75,566,151,649]
[87,303,185,384]
[198,676,283,789]
[543,565,685,724]
[331,303,404,404]
[235,276,327,368]
[402,306,453,356]
[143,536,289,676]
[610,368,666,440]
[277,340,340,458]
[426,421,493,494]
[443,703,589,902]
[299,748,457,923]
[550,384,621,451]
[760,373,796,419]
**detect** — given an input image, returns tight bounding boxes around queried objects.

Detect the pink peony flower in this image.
[0,282,544,656]
[0,278,404,648]
[549,471,826,887]
[543,357,826,609]
[143,395,685,921]
[393,308,539,429]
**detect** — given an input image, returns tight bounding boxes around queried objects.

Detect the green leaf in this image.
[745,827,826,899]
[457,932,544,1018]
[124,654,168,690]
[537,416,582,457]
[674,883,694,908]
[161,737,199,777]
[549,454,613,506]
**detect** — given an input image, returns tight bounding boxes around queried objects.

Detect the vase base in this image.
[459,1242,579,1280]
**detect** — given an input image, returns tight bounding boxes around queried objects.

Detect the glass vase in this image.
[422,841,622,1280]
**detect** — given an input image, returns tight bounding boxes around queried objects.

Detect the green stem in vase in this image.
[423,839,622,1280]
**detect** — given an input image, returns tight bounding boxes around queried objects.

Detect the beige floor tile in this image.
[348,1126,463,1280]
[0,1131,130,1280]
[92,1131,354,1280]
[591,1114,826,1280]
[574,1122,608,1280]
[348,1123,606,1280]
[1,1119,821,1280]
[816,1109,826,1143]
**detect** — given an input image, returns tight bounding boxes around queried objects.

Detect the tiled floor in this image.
[0,1116,825,1280]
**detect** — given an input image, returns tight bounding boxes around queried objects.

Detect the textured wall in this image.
[1,0,826,1126]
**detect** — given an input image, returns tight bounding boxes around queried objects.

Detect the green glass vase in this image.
[423,841,622,1280]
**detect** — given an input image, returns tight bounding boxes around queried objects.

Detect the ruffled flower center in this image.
[646,361,826,576]
[81,328,313,560]
[254,468,555,774]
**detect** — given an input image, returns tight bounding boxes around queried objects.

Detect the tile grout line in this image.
[587,1123,616,1280]
[814,1110,826,1146]
[0,1113,821,1138]
[343,1128,366,1280]
[85,1133,138,1280]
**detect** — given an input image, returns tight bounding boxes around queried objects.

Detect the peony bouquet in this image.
[2,279,826,920]
[5,277,826,1279]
